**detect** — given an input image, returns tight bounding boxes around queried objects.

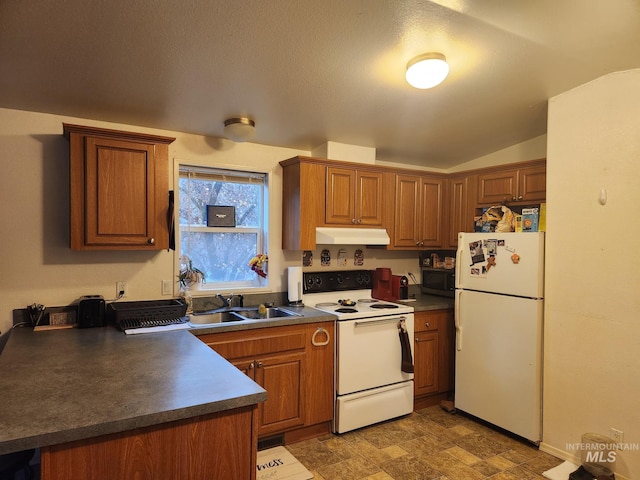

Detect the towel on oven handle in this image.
[398,318,414,373]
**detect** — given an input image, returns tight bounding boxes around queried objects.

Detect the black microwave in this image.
[421,268,455,297]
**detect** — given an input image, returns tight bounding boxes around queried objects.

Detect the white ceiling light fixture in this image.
[223,117,256,142]
[405,52,450,89]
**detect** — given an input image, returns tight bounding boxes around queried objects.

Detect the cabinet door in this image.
[355,170,384,226]
[414,331,439,396]
[393,174,444,248]
[325,167,356,225]
[447,176,467,248]
[414,310,455,398]
[255,352,306,436]
[84,137,157,247]
[305,324,334,425]
[65,124,174,251]
[438,310,455,393]
[477,169,518,205]
[518,165,546,202]
[419,176,444,247]
[393,174,420,247]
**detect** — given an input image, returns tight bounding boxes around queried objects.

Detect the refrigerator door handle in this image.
[455,289,462,351]
[456,243,464,289]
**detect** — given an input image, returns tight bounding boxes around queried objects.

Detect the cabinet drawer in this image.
[201,331,307,359]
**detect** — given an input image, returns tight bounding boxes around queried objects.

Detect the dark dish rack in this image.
[108,299,188,330]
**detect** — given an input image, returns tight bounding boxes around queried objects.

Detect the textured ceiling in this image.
[1,0,639,168]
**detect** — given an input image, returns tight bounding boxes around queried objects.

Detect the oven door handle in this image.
[354,316,407,327]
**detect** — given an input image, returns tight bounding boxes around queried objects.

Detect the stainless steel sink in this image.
[188,311,245,325]
[233,307,302,320]
[188,306,301,326]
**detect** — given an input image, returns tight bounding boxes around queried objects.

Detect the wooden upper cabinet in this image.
[447,175,467,248]
[280,156,392,250]
[393,174,445,249]
[64,124,175,250]
[326,167,383,226]
[477,160,546,205]
[518,164,547,202]
[280,157,326,251]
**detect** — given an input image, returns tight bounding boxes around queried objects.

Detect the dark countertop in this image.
[399,293,454,312]
[0,326,267,455]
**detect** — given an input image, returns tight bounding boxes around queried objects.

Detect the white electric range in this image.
[301,270,415,434]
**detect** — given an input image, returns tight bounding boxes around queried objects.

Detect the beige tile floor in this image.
[285,406,563,480]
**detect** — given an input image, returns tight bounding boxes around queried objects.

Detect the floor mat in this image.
[543,460,580,480]
[256,446,313,480]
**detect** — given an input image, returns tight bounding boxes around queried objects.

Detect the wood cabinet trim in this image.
[63,123,175,144]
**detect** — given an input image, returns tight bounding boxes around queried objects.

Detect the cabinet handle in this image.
[311,327,330,346]
[257,361,263,368]
[248,362,254,369]
[357,219,362,224]
[351,218,357,224]
[148,237,155,245]
[518,195,523,200]
[425,322,431,328]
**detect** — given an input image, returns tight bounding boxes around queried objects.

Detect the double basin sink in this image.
[189,306,302,326]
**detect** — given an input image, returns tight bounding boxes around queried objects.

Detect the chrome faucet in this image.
[217,293,234,308]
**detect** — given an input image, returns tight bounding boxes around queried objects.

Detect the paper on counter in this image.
[124,323,191,335]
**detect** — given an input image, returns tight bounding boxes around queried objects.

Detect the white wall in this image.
[541,70,640,479]
[450,134,547,172]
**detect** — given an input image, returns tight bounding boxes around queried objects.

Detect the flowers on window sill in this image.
[178,255,206,289]
[249,253,268,278]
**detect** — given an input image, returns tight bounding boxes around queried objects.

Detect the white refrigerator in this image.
[455,232,544,443]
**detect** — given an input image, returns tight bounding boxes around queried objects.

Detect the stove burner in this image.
[315,302,339,307]
[357,298,376,303]
[370,303,399,309]
[335,307,358,313]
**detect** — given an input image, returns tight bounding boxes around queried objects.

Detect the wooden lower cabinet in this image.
[414,310,455,408]
[41,407,257,480]
[198,322,335,440]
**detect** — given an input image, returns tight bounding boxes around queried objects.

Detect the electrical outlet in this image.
[116,281,128,298]
[162,280,172,296]
[610,428,624,444]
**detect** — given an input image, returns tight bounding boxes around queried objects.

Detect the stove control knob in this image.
[336,274,344,284]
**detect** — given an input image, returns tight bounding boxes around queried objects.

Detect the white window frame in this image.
[174,159,271,294]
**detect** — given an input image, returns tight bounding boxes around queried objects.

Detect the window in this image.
[178,165,268,290]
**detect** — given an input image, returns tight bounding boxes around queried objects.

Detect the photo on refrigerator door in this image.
[469,240,485,265]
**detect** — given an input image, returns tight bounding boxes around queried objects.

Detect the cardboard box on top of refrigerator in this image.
[521,208,539,232]
[538,203,546,232]
[514,214,523,232]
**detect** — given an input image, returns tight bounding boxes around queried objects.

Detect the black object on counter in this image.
[78,295,106,328]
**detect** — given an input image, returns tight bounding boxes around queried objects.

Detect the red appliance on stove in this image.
[372,267,393,301]
[392,275,409,300]
[373,268,408,301]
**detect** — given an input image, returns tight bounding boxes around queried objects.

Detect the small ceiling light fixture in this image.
[405,52,449,89]
[223,117,256,142]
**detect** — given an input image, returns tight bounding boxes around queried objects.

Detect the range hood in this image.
[315,227,390,246]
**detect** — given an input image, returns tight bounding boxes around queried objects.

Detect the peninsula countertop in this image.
[0,326,267,455]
